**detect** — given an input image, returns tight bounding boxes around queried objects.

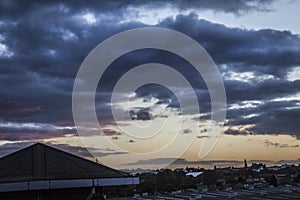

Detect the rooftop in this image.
[0,143,129,183]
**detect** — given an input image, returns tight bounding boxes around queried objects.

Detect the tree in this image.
[237,176,245,183]
[269,175,278,187]
[294,174,300,183]
[202,170,218,186]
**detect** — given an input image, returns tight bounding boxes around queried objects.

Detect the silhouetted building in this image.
[0,143,139,199]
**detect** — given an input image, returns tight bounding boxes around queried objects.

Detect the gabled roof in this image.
[0,143,129,183]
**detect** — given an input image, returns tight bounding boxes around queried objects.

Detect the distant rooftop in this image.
[0,143,129,183]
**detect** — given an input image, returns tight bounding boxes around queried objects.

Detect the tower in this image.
[244,159,248,168]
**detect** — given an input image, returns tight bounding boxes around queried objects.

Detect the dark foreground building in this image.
[0,143,139,199]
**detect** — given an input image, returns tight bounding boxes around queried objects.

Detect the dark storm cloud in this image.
[174,14,300,137]
[160,14,300,78]
[225,99,300,138]
[249,108,300,137]
[0,132,68,141]
[226,99,300,126]
[0,0,299,141]
[156,15,299,137]
[225,80,300,103]
[100,14,300,117]
[0,2,144,128]
[0,0,276,19]
[167,0,275,14]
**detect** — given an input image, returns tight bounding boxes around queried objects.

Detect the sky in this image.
[0,0,300,169]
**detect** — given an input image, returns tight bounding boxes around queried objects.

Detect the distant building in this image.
[250,163,266,172]
[0,143,139,199]
[186,171,203,177]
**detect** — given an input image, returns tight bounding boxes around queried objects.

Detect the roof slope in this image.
[0,143,128,183]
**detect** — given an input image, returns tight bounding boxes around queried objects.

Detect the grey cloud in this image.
[264,139,300,148]
[183,129,192,134]
[197,135,209,139]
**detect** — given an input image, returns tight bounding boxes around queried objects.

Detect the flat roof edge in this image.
[0,177,139,192]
